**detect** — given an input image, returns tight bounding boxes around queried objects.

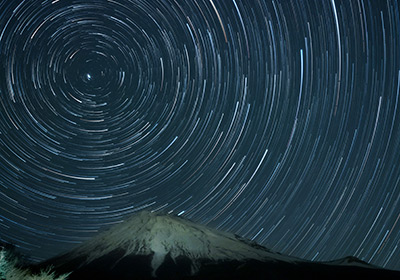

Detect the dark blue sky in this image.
[0,0,399,271]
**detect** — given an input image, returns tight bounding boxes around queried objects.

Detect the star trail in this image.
[0,0,400,271]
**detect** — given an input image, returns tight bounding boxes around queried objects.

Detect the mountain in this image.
[36,211,400,280]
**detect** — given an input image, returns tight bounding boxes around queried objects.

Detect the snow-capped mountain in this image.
[37,211,399,280]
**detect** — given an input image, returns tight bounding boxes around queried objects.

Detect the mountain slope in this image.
[37,211,400,280]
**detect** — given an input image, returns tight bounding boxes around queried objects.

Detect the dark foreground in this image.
[34,251,400,280]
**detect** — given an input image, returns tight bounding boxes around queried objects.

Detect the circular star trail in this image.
[1,0,400,270]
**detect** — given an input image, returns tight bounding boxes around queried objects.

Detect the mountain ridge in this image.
[36,211,399,280]
[50,211,302,275]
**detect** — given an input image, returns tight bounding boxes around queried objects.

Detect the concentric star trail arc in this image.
[0,0,400,271]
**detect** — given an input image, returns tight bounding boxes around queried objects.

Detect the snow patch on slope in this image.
[323,256,375,269]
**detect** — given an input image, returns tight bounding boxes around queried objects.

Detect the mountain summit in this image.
[38,211,399,280]
[67,210,299,274]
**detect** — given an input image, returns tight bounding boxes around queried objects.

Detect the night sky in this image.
[1,0,400,271]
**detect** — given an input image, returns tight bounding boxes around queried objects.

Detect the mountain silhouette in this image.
[35,211,400,279]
